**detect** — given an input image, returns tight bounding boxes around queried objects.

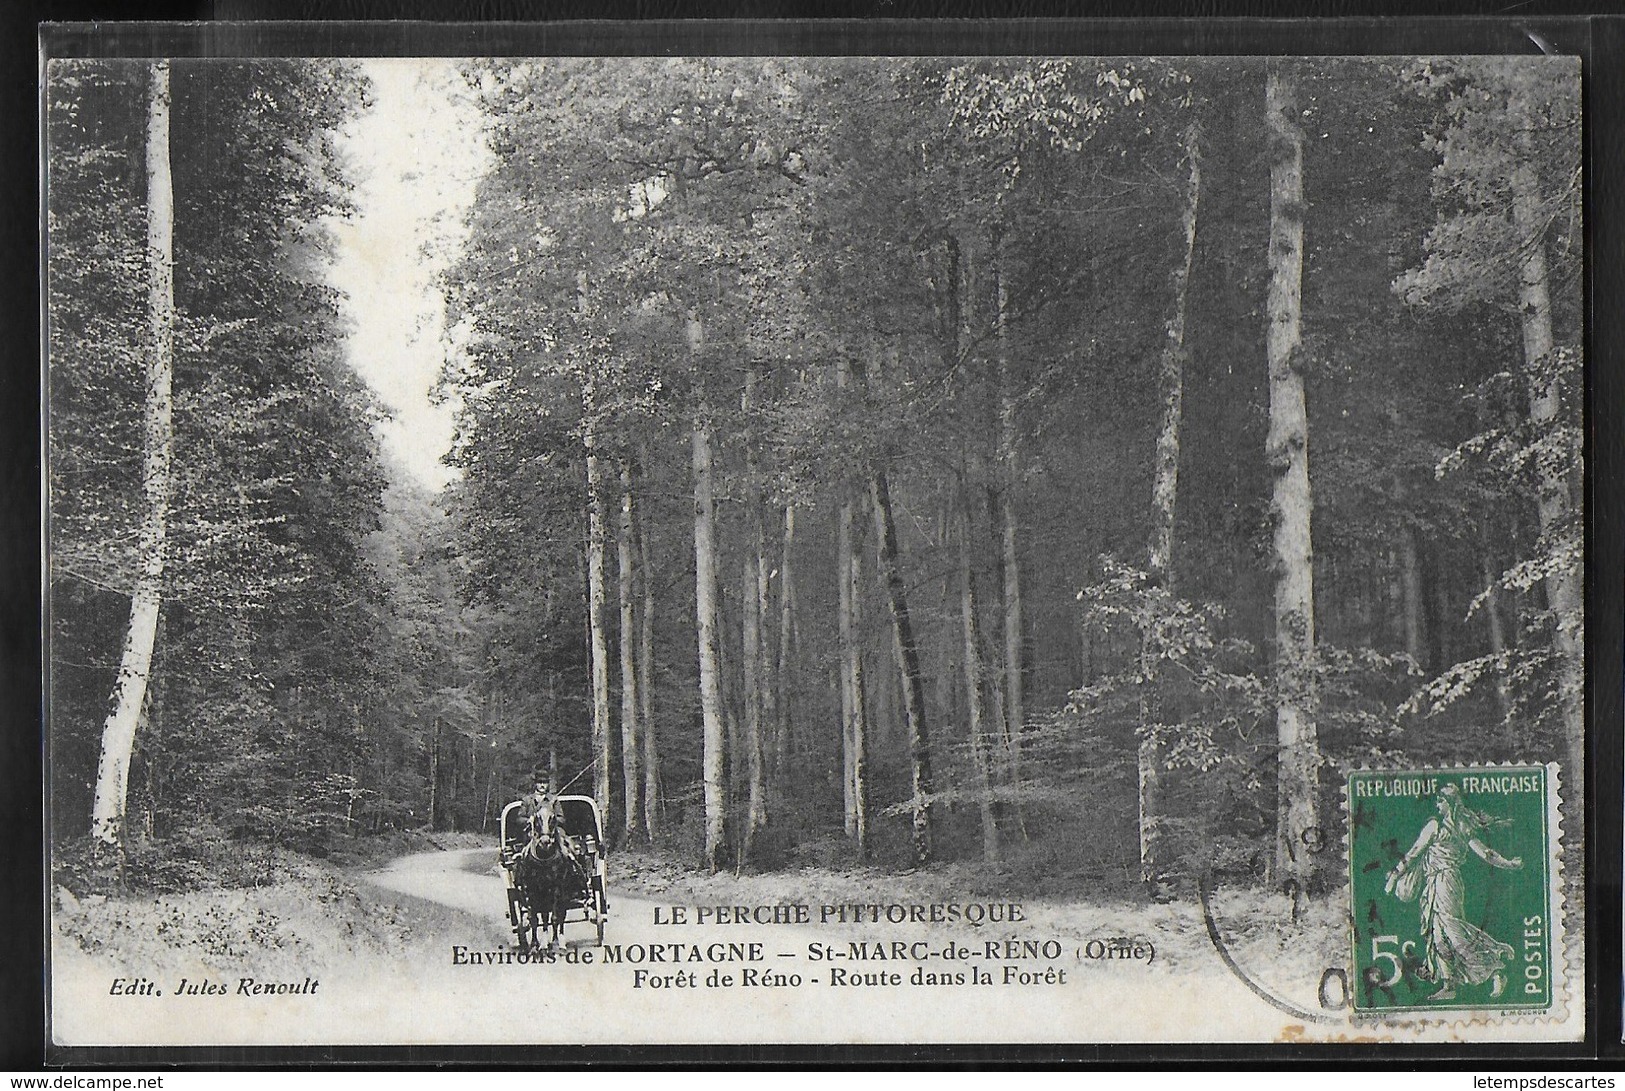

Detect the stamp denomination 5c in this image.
[1347,765,1559,1016]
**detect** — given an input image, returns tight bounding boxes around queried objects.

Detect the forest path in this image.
[361,846,505,920]
[359,845,661,950]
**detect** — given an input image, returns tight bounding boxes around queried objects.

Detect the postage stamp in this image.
[1347,765,1561,1017]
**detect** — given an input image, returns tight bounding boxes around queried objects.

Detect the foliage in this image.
[1392,55,1582,754]
[47,55,1585,891]
[1061,558,1264,771]
[46,60,391,862]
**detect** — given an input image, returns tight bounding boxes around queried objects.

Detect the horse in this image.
[511,820,584,950]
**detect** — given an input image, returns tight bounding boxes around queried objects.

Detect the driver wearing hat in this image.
[516,763,600,909]
[520,765,561,841]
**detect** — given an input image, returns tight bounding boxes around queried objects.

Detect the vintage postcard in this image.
[43,46,1586,1049]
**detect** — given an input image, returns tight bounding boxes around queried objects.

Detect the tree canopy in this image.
[46,54,1583,899]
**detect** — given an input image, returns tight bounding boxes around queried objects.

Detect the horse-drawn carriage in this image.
[499,794,609,949]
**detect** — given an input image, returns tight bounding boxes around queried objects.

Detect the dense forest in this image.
[47,55,1581,901]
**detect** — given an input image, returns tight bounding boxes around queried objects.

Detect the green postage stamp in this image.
[1347,765,1562,1016]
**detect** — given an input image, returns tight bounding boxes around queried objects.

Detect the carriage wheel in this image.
[507,889,524,944]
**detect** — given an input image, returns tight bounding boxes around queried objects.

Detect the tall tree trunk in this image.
[849,509,869,857]
[1399,522,1425,665]
[1137,120,1201,887]
[755,517,773,811]
[1421,543,1445,673]
[690,316,727,872]
[138,687,157,840]
[953,231,997,862]
[638,462,661,841]
[773,505,797,808]
[579,272,613,829]
[740,369,768,857]
[991,240,1028,839]
[92,61,173,847]
[1148,124,1201,581]
[838,496,856,839]
[482,742,496,833]
[617,463,641,845]
[1508,132,1584,784]
[958,487,999,865]
[740,553,763,859]
[870,463,932,862]
[720,586,743,864]
[844,514,870,857]
[1135,629,1159,886]
[428,716,441,830]
[871,346,936,864]
[1265,64,1320,892]
[836,356,868,856]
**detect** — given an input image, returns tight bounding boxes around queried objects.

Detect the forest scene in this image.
[46,52,1582,942]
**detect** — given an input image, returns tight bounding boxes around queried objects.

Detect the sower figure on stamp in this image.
[1385,783,1522,1001]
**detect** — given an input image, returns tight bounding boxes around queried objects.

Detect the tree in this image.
[89,61,173,847]
[739,365,770,859]
[617,462,642,843]
[958,483,1000,864]
[578,275,615,830]
[1136,118,1202,888]
[1264,61,1320,891]
[991,238,1026,832]
[426,56,1579,893]
[691,327,727,869]
[835,354,869,855]
[159,60,387,851]
[1394,57,1582,784]
[871,463,933,864]
[637,459,662,841]
[50,59,389,861]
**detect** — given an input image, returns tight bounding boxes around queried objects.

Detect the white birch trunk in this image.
[91,61,174,847]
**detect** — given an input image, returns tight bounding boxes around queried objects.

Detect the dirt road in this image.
[362,846,511,922]
[361,845,614,948]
